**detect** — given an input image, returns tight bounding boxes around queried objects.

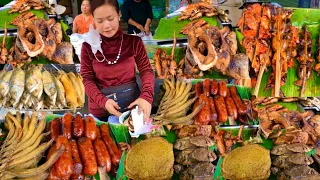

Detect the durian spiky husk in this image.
[221,144,271,180]
[125,137,174,180]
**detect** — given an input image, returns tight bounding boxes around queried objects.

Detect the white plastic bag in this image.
[83,25,104,56]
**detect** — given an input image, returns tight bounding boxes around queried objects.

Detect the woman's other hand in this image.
[128,98,151,122]
[144,25,150,36]
[136,24,145,33]
[105,99,121,117]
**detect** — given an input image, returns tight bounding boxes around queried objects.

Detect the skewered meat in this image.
[10,12,36,26]
[294,25,314,96]
[0,23,8,64]
[180,19,209,35]
[9,0,44,14]
[178,2,217,21]
[314,33,320,75]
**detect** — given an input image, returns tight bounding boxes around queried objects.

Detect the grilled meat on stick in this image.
[315,33,320,75]
[237,3,272,95]
[295,25,314,97]
[265,8,297,97]
[153,31,177,79]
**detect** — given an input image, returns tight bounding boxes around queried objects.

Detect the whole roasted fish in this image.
[53,75,67,109]
[67,72,83,106]
[42,70,57,108]
[26,66,43,100]
[9,67,25,108]
[58,70,78,110]
[0,70,12,98]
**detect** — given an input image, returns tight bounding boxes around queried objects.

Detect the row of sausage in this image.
[47,113,121,179]
[194,79,248,124]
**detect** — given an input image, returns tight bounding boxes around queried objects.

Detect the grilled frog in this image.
[271,143,312,155]
[176,148,217,165]
[174,136,214,150]
[180,162,215,180]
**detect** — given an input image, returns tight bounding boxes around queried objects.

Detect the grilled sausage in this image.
[93,139,112,173]
[218,81,227,97]
[71,174,84,180]
[225,97,238,119]
[214,95,228,123]
[47,144,58,161]
[194,82,202,97]
[47,167,60,180]
[96,126,101,139]
[211,79,219,95]
[230,86,247,115]
[203,79,211,96]
[69,140,83,176]
[78,137,98,176]
[73,114,84,138]
[62,113,73,140]
[100,124,121,166]
[209,97,218,123]
[54,136,73,179]
[50,118,61,140]
[195,94,211,125]
[84,116,97,141]
[226,87,231,97]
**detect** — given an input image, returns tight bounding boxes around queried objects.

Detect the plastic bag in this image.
[83,24,105,62]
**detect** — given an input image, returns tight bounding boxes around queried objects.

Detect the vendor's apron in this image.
[100,82,140,114]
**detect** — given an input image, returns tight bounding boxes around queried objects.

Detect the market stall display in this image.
[0,0,320,179]
[0,112,64,179]
[0,66,84,111]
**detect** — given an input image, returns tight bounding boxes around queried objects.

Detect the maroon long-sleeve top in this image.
[80,28,155,117]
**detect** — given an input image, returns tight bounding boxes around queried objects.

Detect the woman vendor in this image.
[80,0,155,122]
[73,0,94,34]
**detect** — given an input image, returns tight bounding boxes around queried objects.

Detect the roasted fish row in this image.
[0,66,84,111]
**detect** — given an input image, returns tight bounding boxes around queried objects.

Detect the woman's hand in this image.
[136,24,145,33]
[105,99,122,117]
[144,25,150,36]
[128,98,151,122]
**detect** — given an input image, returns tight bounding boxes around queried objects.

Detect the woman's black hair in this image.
[91,0,120,14]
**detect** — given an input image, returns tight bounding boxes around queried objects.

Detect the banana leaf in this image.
[0,9,46,30]
[236,8,320,97]
[153,16,219,40]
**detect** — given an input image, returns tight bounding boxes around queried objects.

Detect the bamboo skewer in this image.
[300,26,308,97]
[254,63,266,96]
[275,12,282,97]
